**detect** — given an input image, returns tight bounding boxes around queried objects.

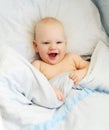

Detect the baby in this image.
[32,17,89,100]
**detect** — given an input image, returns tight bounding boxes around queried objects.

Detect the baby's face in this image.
[35,23,67,65]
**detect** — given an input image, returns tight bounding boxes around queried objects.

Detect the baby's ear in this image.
[33,40,38,52]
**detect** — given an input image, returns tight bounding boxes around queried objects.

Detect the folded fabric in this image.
[80,40,109,92]
[0,45,64,109]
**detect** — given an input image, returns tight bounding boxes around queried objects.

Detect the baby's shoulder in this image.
[32,59,41,65]
[66,52,78,58]
[32,60,41,70]
[66,53,81,62]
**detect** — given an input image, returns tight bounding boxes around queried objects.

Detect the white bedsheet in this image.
[80,40,109,91]
[0,41,109,130]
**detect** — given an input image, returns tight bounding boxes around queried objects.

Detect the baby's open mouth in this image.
[48,53,58,57]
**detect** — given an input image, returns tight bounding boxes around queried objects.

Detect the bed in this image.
[0,0,109,130]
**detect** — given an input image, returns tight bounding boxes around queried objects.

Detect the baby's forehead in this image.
[38,21,62,29]
[36,17,63,28]
[38,17,61,24]
[35,18,66,38]
[36,22,64,35]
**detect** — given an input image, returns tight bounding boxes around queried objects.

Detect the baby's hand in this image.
[69,69,87,85]
[52,87,64,101]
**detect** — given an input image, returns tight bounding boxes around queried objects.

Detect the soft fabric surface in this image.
[80,41,109,91]
[0,41,109,130]
[92,0,109,36]
[0,46,63,109]
[0,0,109,130]
[49,71,74,99]
[0,0,107,62]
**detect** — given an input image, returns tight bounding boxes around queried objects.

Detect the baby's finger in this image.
[73,77,79,85]
[69,73,76,79]
[58,93,64,101]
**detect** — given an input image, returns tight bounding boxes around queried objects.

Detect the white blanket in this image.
[80,40,109,91]
[0,45,64,108]
[0,45,64,129]
[0,41,109,130]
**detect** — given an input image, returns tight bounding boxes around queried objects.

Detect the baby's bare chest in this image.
[41,62,76,80]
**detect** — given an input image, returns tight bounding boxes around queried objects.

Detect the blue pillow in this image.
[92,0,109,36]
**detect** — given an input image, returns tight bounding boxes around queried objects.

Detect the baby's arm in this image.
[52,87,64,101]
[69,67,88,85]
[32,60,63,101]
[32,60,41,70]
[69,54,89,85]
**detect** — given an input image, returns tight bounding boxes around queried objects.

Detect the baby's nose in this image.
[49,43,57,50]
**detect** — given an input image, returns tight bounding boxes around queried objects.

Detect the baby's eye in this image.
[56,41,62,44]
[43,42,49,44]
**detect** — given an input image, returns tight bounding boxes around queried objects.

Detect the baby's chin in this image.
[47,59,62,65]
